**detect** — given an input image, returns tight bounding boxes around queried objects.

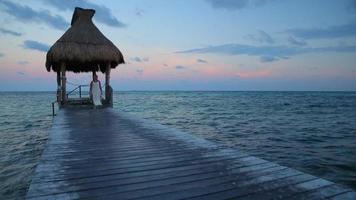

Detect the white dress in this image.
[91,81,102,106]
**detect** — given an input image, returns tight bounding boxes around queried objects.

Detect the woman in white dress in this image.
[89,73,103,106]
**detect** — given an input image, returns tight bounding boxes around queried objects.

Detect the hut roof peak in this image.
[46,7,124,73]
[71,7,95,26]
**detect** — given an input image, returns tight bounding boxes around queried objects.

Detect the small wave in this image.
[24,124,33,128]
[307,104,323,108]
[207,121,219,127]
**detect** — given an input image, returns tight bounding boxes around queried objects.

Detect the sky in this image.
[0,0,356,91]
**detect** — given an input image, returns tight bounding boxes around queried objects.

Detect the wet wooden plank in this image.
[26,108,355,200]
[330,191,356,200]
[31,153,248,184]
[28,157,272,198]
[287,184,352,200]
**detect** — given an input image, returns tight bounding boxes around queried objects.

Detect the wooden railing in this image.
[51,83,111,115]
[51,101,57,117]
[66,84,89,99]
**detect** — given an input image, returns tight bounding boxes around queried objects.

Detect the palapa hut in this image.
[46,7,124,107]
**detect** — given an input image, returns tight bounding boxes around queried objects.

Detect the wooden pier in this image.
[26,108,356,200]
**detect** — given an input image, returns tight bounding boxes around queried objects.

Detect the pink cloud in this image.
[235,70,272,79]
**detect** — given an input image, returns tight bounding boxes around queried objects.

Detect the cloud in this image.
[177,43,356,62]
[136,68,144,74]
[22,40,50,52]
[163,64,168,67]
[17,71,26,76]
[18,61,29,65]
[260,56,279,62]
[0,1,68,30]
[246,30,274,44]
[0,28,22,36]
[205,0,275,10]
[350,0,356,12]
[175,65,187,70]
[177,44,300,58]
[312,45,356,53]
[131,57,142,62]
[135,8,145,16]
[197,58,208,63]
[288,36,307,46]
[130,56,149,62]
[0,53,4,58]
[286,23,356,39]
[41,0,126,28]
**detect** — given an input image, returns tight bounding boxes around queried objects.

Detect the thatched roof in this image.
[46,7,124,73]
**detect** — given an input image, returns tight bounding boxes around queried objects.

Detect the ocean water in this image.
[1,91,356,199]
[0,92,53,200]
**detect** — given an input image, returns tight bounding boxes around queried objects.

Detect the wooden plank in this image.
[28,157,272,198]
[235,177,335,200]
[227,174,318,200]
[33,153,247,183]
[330,191,356,200]
[30,153,247,184]
[26,108,356,200]
[287,184,352,200]
[124,168,301,200]
[28,163,288,199]
[30,151,245,179]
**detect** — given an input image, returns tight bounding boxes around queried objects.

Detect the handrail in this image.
[51,101,57,117]
[66,84,89,98]
[67,84,89,96]
[66,86,80,96]
[53,84,93,115]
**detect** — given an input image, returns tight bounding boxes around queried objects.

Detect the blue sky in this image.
[0,0,356,91]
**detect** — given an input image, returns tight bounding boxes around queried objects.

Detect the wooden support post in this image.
[60,63,66,105]
[52,102,55,117]
[105,63,112,107]
[56,71,61,103]
[92,71,96,80]
[105,63,111,88]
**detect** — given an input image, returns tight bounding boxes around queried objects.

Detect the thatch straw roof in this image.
[46,7,124,73]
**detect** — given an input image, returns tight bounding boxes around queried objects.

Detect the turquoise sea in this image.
[0,91,356,199]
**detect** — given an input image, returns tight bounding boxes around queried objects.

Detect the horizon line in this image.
[0,90,356,92]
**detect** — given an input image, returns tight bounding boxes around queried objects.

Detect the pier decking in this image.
[27,108,356,199]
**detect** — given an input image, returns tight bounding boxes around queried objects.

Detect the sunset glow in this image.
[1,0,356,91]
